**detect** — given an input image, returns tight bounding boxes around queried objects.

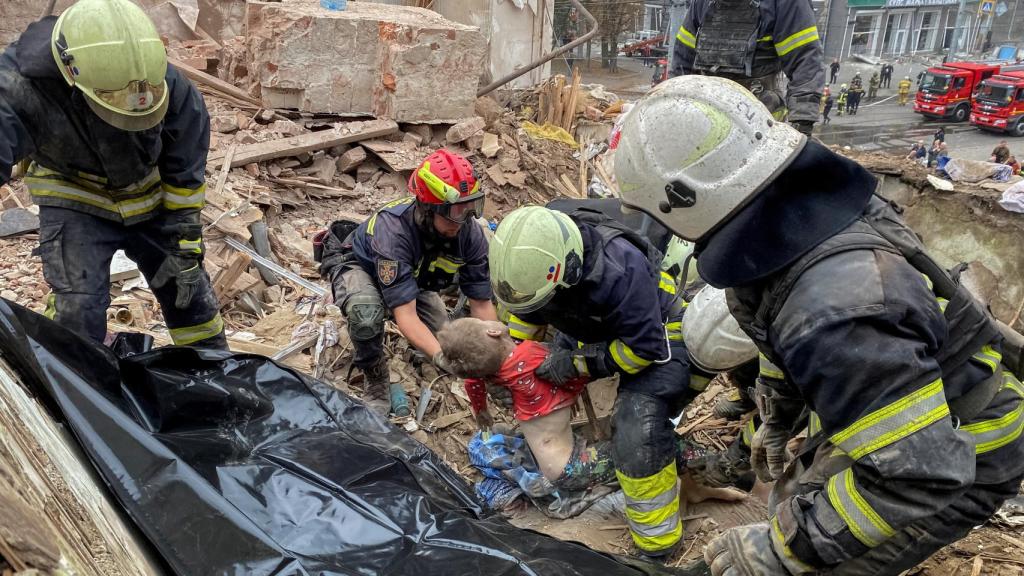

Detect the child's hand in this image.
[474,409,494,430]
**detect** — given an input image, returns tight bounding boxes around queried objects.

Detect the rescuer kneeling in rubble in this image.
[488,205,703,560]
[317,150,496,417]
[615,75,1024,575]
[0,0,226,349]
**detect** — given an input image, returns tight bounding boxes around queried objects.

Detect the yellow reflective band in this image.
[169,314,225,346]
[367,197,415,235]
[741,419,757,447]
[808,411,823,437]
[27,181,164,218]
[179,239,202,254]
[508,314,545,342]
[963,372,1024,454]
[937,297,949,313]
[759,353,785,380]
[658,271,677,295]
[689,374,711,391]
[676,26,697,49]
[162,182,206,210]
[609,339,652,374]
[775,26,820,56]
[429,256,462,275]
[830,378,949,460]
[666,320,683,342]
[618,463,683,552]
[971,344,1002,374]
[44,294,57,320]
[770,516,816,573]
[757,35,773,42]
[826,468,895,548]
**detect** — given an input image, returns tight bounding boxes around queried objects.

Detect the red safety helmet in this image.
[408,149,484,223]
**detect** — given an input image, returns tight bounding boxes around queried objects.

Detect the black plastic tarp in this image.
[0,300,688,575]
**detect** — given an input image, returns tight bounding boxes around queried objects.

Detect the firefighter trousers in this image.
[35,206,226,349]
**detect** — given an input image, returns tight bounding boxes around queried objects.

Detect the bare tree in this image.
[580,0,644,71]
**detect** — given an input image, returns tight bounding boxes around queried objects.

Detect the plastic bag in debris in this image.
[999,179,1024,213]
[0,299,688,576]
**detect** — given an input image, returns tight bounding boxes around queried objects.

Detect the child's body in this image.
[439,319,611,488]
[438,318,747,504]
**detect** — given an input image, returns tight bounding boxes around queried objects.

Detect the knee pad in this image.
[612,392,676,478]
[345,293,385,342]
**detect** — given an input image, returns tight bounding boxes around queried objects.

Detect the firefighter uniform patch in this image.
[377,259,398,286]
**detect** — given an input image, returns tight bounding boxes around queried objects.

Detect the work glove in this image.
[750,379,806,483]
[705,523,813,576]
[791,120,814,136]
[536,344,611,387]
[536,347,580,387]
[150,254,204,309]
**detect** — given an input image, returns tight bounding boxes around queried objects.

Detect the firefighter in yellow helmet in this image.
[0,0,225,348]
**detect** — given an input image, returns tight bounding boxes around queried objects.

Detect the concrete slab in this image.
[245,0,485,122]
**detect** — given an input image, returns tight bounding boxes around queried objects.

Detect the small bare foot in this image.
[680,470,748,504]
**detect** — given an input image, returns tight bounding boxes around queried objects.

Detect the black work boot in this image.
[362,361,391,417]
[686,439,755,492]
[712,384,756,420]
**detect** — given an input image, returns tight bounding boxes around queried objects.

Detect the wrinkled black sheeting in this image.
[0,299,684,576]
[695,140,875,289]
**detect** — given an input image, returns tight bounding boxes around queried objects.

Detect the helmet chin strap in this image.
[414,202,446,244]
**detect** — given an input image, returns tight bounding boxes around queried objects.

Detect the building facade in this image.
[822,0,980,60]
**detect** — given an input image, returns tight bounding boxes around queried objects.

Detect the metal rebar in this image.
[477,0,599,97]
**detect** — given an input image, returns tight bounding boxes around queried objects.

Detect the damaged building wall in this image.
[433,0,553,89]
[246,0,486,122]
[872,169,1024,332]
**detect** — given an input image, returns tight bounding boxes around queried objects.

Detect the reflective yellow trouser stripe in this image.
[676,26,696,49]
[963,372,1024,454]
[658,271,677,296]
[775,26,820,56]
[609,339,653,374]
[618,462,682,552]
[741,418,757,447]
[169,314,225,345]
[826,467,895,548]
[44,294,57,320]
[808,411,823,437]
[508,314,545,341]
[830,378,949,460]
[759,353,785,380]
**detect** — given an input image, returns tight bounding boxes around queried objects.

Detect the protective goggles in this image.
[494,279,556,314]
[93,79,166,114]
[435,192,485,224]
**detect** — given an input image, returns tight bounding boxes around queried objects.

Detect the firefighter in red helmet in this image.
[316,150,497,416]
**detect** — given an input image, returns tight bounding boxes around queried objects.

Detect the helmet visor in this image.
[493,279,556,314]
[436,193,485,224]
[93,79,166,115]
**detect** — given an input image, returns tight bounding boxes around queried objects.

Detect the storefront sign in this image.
[885,0,957,6]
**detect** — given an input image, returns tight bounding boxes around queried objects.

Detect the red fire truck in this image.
[914,61,1007,122]
[970,70,1024,136]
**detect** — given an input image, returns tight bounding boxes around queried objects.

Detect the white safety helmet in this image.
[683,286,757,373]
[614,75,806,242]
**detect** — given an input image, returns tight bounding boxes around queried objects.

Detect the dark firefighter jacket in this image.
[699,143,1024,569]
[0,17,209,225]
[509,213,683,376]
[671,0,825,124]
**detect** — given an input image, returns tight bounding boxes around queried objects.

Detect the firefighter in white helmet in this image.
[682,285,761,491]
[615,75,1024,574]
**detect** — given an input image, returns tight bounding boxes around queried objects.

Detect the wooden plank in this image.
[213,251,253,302]
[209,120,399,168]
[169,57,261,108]
[0,358,162,575]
